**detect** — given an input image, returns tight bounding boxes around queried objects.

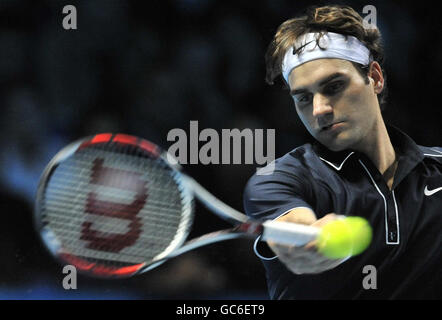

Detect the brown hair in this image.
[265,5,387,107]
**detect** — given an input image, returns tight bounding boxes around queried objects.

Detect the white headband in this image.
[282,32,371,82]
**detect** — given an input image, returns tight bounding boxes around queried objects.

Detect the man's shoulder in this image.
[418,145,442,164]
[254,143,318,177]
[389,125,441,164]
[243,143,318,219]
[245,143,319,194]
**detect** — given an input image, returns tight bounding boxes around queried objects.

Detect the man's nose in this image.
[312,93,333,117]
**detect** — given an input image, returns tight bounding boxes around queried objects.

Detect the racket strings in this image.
[40,145,193,266]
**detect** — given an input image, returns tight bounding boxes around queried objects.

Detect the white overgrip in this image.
[261,220,319,246]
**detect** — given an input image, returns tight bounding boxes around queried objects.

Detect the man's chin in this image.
[318,135,354,152]
[326,143,348,152]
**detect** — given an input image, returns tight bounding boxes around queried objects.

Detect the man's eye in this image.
[324,81,345,95]
[297,93,312,103]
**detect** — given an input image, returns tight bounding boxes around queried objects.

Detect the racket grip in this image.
[261,220,319,246]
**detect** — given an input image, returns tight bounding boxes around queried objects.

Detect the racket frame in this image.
[34,133,320,278]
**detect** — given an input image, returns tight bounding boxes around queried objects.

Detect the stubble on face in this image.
[288,59,380,153]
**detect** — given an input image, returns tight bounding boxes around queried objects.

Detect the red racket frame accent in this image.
[59,253,145,277]
[78,133,113,150]
[78,133,160,158]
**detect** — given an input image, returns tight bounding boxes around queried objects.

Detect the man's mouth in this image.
[321,121,344,132]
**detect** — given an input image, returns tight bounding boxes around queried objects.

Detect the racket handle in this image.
[261,220,319,246]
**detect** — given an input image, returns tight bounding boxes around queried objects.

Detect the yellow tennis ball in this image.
[317,216,372,259]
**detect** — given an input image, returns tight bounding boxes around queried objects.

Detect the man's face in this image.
[288,59,380,152]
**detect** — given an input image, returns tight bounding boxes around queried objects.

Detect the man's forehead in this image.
[288,58,354,89]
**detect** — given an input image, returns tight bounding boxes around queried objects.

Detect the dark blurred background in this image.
[0,0,440,299]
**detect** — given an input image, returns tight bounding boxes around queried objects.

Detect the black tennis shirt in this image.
[243,126,441,299]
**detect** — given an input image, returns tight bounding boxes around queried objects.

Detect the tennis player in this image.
[243,5,441,299]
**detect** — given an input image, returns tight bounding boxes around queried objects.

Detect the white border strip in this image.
[423,148,442,157]
[391,190,400,244]
[253,206,315,260]
[424,153,442,157]
[319,152,355,171]
[253,235,277,260]
[359,160,399,245]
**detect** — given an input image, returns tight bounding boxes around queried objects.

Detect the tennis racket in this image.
[34,133,328,278]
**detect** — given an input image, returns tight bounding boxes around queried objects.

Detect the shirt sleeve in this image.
[243,163,314,259]
[243,169,314,221]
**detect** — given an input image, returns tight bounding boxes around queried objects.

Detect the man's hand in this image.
[268,208,347,274]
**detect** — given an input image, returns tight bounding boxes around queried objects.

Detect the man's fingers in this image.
[311,213,339,228]
[304,239,317,250]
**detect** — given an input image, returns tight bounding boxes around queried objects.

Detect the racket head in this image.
[34,133,194,278]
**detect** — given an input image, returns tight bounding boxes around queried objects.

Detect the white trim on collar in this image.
[319,152,355,171]
[424,148,442,157]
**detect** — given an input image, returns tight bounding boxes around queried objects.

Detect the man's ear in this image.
[368,61,384,94]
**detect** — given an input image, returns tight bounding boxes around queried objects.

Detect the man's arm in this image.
[244,164,347,274]
[268,207,347,274]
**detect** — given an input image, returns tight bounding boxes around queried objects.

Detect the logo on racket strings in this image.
[80,158,147,252]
